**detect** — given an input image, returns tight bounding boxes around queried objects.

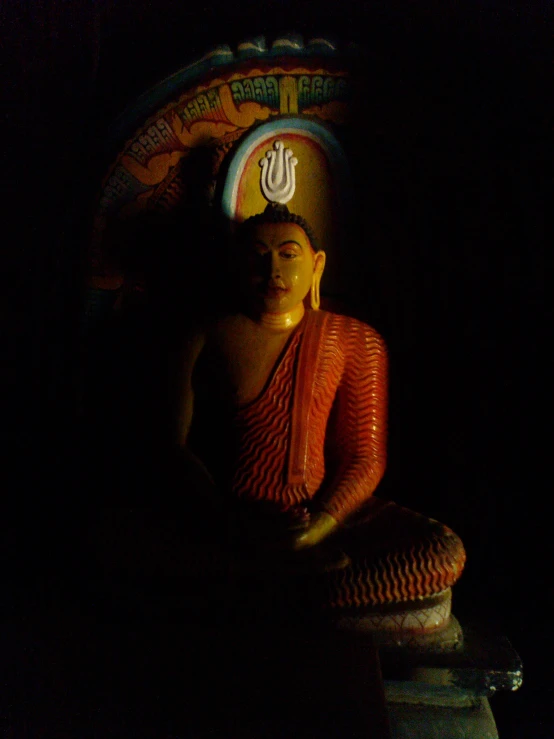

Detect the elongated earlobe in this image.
[310,251,326,311]
[310,276,320,310]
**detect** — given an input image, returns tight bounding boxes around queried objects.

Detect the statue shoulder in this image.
[319,310,387,352]
[182,312,237,354]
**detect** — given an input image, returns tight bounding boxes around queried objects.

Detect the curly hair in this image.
[236,204,319,252]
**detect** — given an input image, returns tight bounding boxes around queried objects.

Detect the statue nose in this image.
[271,252,281,278]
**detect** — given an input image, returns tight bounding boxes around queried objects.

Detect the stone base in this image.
[380,623,523,698]
[379,623,522,739]
[387,697,498,739]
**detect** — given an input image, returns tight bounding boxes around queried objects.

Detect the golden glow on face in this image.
[242,222,322,315]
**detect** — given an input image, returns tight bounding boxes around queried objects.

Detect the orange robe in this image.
[192,310,387,524]
[189,309,465,608]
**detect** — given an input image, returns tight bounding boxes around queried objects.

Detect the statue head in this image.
[236,205,326,315]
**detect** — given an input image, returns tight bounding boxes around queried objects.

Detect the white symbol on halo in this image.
[259,141,298,204]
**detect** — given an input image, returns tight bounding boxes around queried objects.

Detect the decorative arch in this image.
[86,35,361,323]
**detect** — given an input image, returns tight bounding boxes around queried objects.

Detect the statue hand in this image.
[290,511,339,550]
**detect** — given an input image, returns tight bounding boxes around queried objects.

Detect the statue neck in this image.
[255,303,306,332]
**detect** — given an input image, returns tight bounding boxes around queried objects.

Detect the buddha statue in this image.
[174,142,466,638]
[181,209,384,564]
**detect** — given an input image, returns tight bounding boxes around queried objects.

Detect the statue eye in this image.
[280,244,301,259]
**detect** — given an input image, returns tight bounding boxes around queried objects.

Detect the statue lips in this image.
[261,281,290,299]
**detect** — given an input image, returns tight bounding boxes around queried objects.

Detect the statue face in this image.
[241,221,325,314]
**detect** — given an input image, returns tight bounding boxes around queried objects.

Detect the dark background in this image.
[2,0,551,736]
